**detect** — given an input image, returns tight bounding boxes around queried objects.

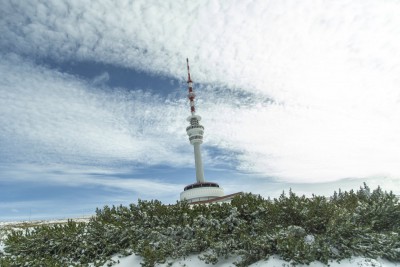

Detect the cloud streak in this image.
[2,0,400,94]
[0,54,191,169]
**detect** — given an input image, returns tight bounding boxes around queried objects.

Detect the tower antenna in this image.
[186,58,196,115]
[186,58,192,82]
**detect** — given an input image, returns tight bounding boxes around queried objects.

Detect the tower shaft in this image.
[193,143,205,183]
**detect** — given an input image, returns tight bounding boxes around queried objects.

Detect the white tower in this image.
[180,59,224,203]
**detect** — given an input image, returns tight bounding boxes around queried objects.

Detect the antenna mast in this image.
[187,58,196,115]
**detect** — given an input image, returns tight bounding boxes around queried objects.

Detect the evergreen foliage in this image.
[1,184,399,266]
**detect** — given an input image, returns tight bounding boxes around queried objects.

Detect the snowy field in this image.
[102,254,400,267]
[0,217,90,242]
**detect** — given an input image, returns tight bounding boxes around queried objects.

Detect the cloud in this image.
[2,0,400,94]
[0,54,191,169]
[0,163,181,198]
[1,0,400,187]
[91,72,110,86]
[198,84,400,182]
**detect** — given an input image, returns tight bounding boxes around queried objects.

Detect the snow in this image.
[101,254,400,267]
[0,217,91,227]
[304,234,315,245]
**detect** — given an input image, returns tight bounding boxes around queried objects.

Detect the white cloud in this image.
[91,72,110,86]
[2,0,400,93]
[1,0,400,186]
[0,54,191,169]
[198,85,400,182]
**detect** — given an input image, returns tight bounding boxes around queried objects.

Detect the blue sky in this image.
[1,0,400,221]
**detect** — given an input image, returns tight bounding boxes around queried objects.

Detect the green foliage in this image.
[1,184,399,267]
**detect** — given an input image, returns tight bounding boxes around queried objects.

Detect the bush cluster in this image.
[1,184,399,266]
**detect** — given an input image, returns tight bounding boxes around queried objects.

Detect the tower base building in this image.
[180,182,225,203]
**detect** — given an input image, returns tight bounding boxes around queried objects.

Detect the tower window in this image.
[190,118,199,126]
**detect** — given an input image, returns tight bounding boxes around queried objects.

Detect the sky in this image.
[1,0,400,221]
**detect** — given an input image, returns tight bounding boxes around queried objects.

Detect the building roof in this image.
[189,192,243,205]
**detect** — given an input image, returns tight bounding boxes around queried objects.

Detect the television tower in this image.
[185,58,205,183]
[180,59,225,203]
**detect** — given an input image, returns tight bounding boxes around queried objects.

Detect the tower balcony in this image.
[189,135,203,144]
[186,125,204,132]
[183,182,220,191]
[186,127,204,137]
[187,115,202,122]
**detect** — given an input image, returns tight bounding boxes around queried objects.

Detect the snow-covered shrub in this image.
[1,184,399,267]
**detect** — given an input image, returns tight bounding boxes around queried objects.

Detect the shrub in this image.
[1,184,399,266]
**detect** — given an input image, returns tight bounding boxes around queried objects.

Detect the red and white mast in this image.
[187,58,196,115]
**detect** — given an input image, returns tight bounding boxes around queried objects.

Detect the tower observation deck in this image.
[180,59,225,203]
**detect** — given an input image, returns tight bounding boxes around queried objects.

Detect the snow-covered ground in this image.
[0,217,91,228]
[0,217,90,237]
[101,254,400,267]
